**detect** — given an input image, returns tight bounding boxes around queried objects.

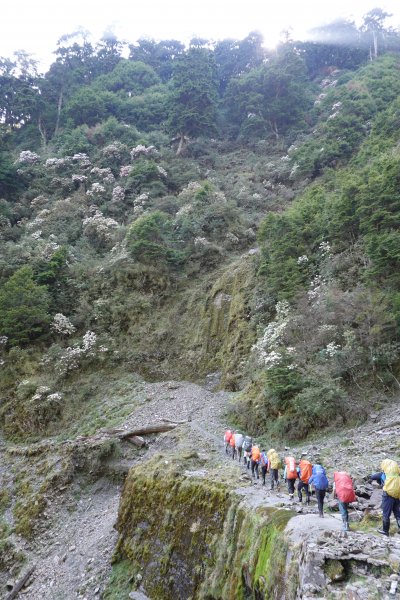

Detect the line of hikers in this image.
[224,429,400,536]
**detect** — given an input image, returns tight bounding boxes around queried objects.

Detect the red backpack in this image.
[334,472,356,503]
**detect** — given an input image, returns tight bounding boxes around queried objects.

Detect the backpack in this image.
[312,464,329,490]
[285,456,297,479]
[334,471,356,503]
[299,460,312,484]
[243,436,252,451]
[235,433,244,449]
[382,459,400,499]
[268,449,281,469]
[224,430,232,443]
[252,446,261,462]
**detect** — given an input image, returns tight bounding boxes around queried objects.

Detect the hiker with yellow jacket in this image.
[370,459,400,536]
[267,448,281,490]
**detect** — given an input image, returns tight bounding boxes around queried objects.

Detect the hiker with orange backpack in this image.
[333,471,356,532]
[224,429,233,454]
[297,453,313,504]
[251,443,261,480]
[371,459,400,536]
[284,453,298,500]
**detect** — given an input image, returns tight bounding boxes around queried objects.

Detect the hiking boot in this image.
[378,519,390,536]
[319,511,324,518]
[289,494,294,501]
[377,528,389,536]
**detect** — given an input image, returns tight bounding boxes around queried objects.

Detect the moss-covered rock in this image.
[112,458,294,599]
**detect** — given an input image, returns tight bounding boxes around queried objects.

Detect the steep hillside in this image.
[1,21,400,598]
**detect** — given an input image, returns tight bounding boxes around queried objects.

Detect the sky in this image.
[1,0,400,72]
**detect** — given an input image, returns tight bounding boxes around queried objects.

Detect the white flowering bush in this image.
[18,151,40,164]
[252,301,294,369]
[72,153,91,167]
[119,165,132,177]
[111,186,125,203]
[102,141,126,160]
[51,313,76,336]
[130,145,158,160]
[86,182,106,197]
[42,330,109,377]
[82,210,119,247]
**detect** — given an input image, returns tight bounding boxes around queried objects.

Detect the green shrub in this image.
[0,266,50,345]
[126,211,185,267]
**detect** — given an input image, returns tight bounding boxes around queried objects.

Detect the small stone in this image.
[69,545,76,552]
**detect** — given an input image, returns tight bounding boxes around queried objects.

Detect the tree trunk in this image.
[54,87,63,137]
[38,117,47,149]
[176,132,186,156]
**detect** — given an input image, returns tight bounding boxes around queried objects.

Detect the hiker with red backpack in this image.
[309,460,329,518]
[284,453,298,500]
[333,471,356,532]
[224,429,233,454]
[297,453,313,504]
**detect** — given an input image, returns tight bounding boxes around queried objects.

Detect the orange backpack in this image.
[252,446,261,461]
[299,459,312,483]
[230,434,236,447]
[285,456,298,479]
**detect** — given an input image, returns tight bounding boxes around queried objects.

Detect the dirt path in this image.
[3,381,400,599]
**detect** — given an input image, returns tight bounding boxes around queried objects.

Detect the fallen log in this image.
[5,565,36,600]
[118,423,179,439]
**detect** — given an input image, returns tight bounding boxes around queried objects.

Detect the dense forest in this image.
[1,7,400,442]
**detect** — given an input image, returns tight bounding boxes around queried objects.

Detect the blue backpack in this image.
[312,464,329,490]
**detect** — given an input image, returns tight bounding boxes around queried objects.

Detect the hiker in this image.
[333,471,356,532]
[309,461,329,517]
[297,454,313,504]
[260,449,269,485]
[242,435,252,469]
[235,432,244,462]
[373,459,400,536]
[284,453,298,500]
[251,443,261,480]
[229,431,236,459]
[224,429,233,454]
[267,448,281,490]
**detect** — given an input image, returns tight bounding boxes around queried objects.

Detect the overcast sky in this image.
[2,0,400,72]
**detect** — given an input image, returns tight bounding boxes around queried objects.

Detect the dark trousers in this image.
[261,465,267,484]
[236,446,243,461]
[298,480,310,503]
[231,445,236,459]
[315,488,326,515]
[251,460,259,479]
[270,468,279,489]
[382,492,400,531]
[287,478,296,494]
